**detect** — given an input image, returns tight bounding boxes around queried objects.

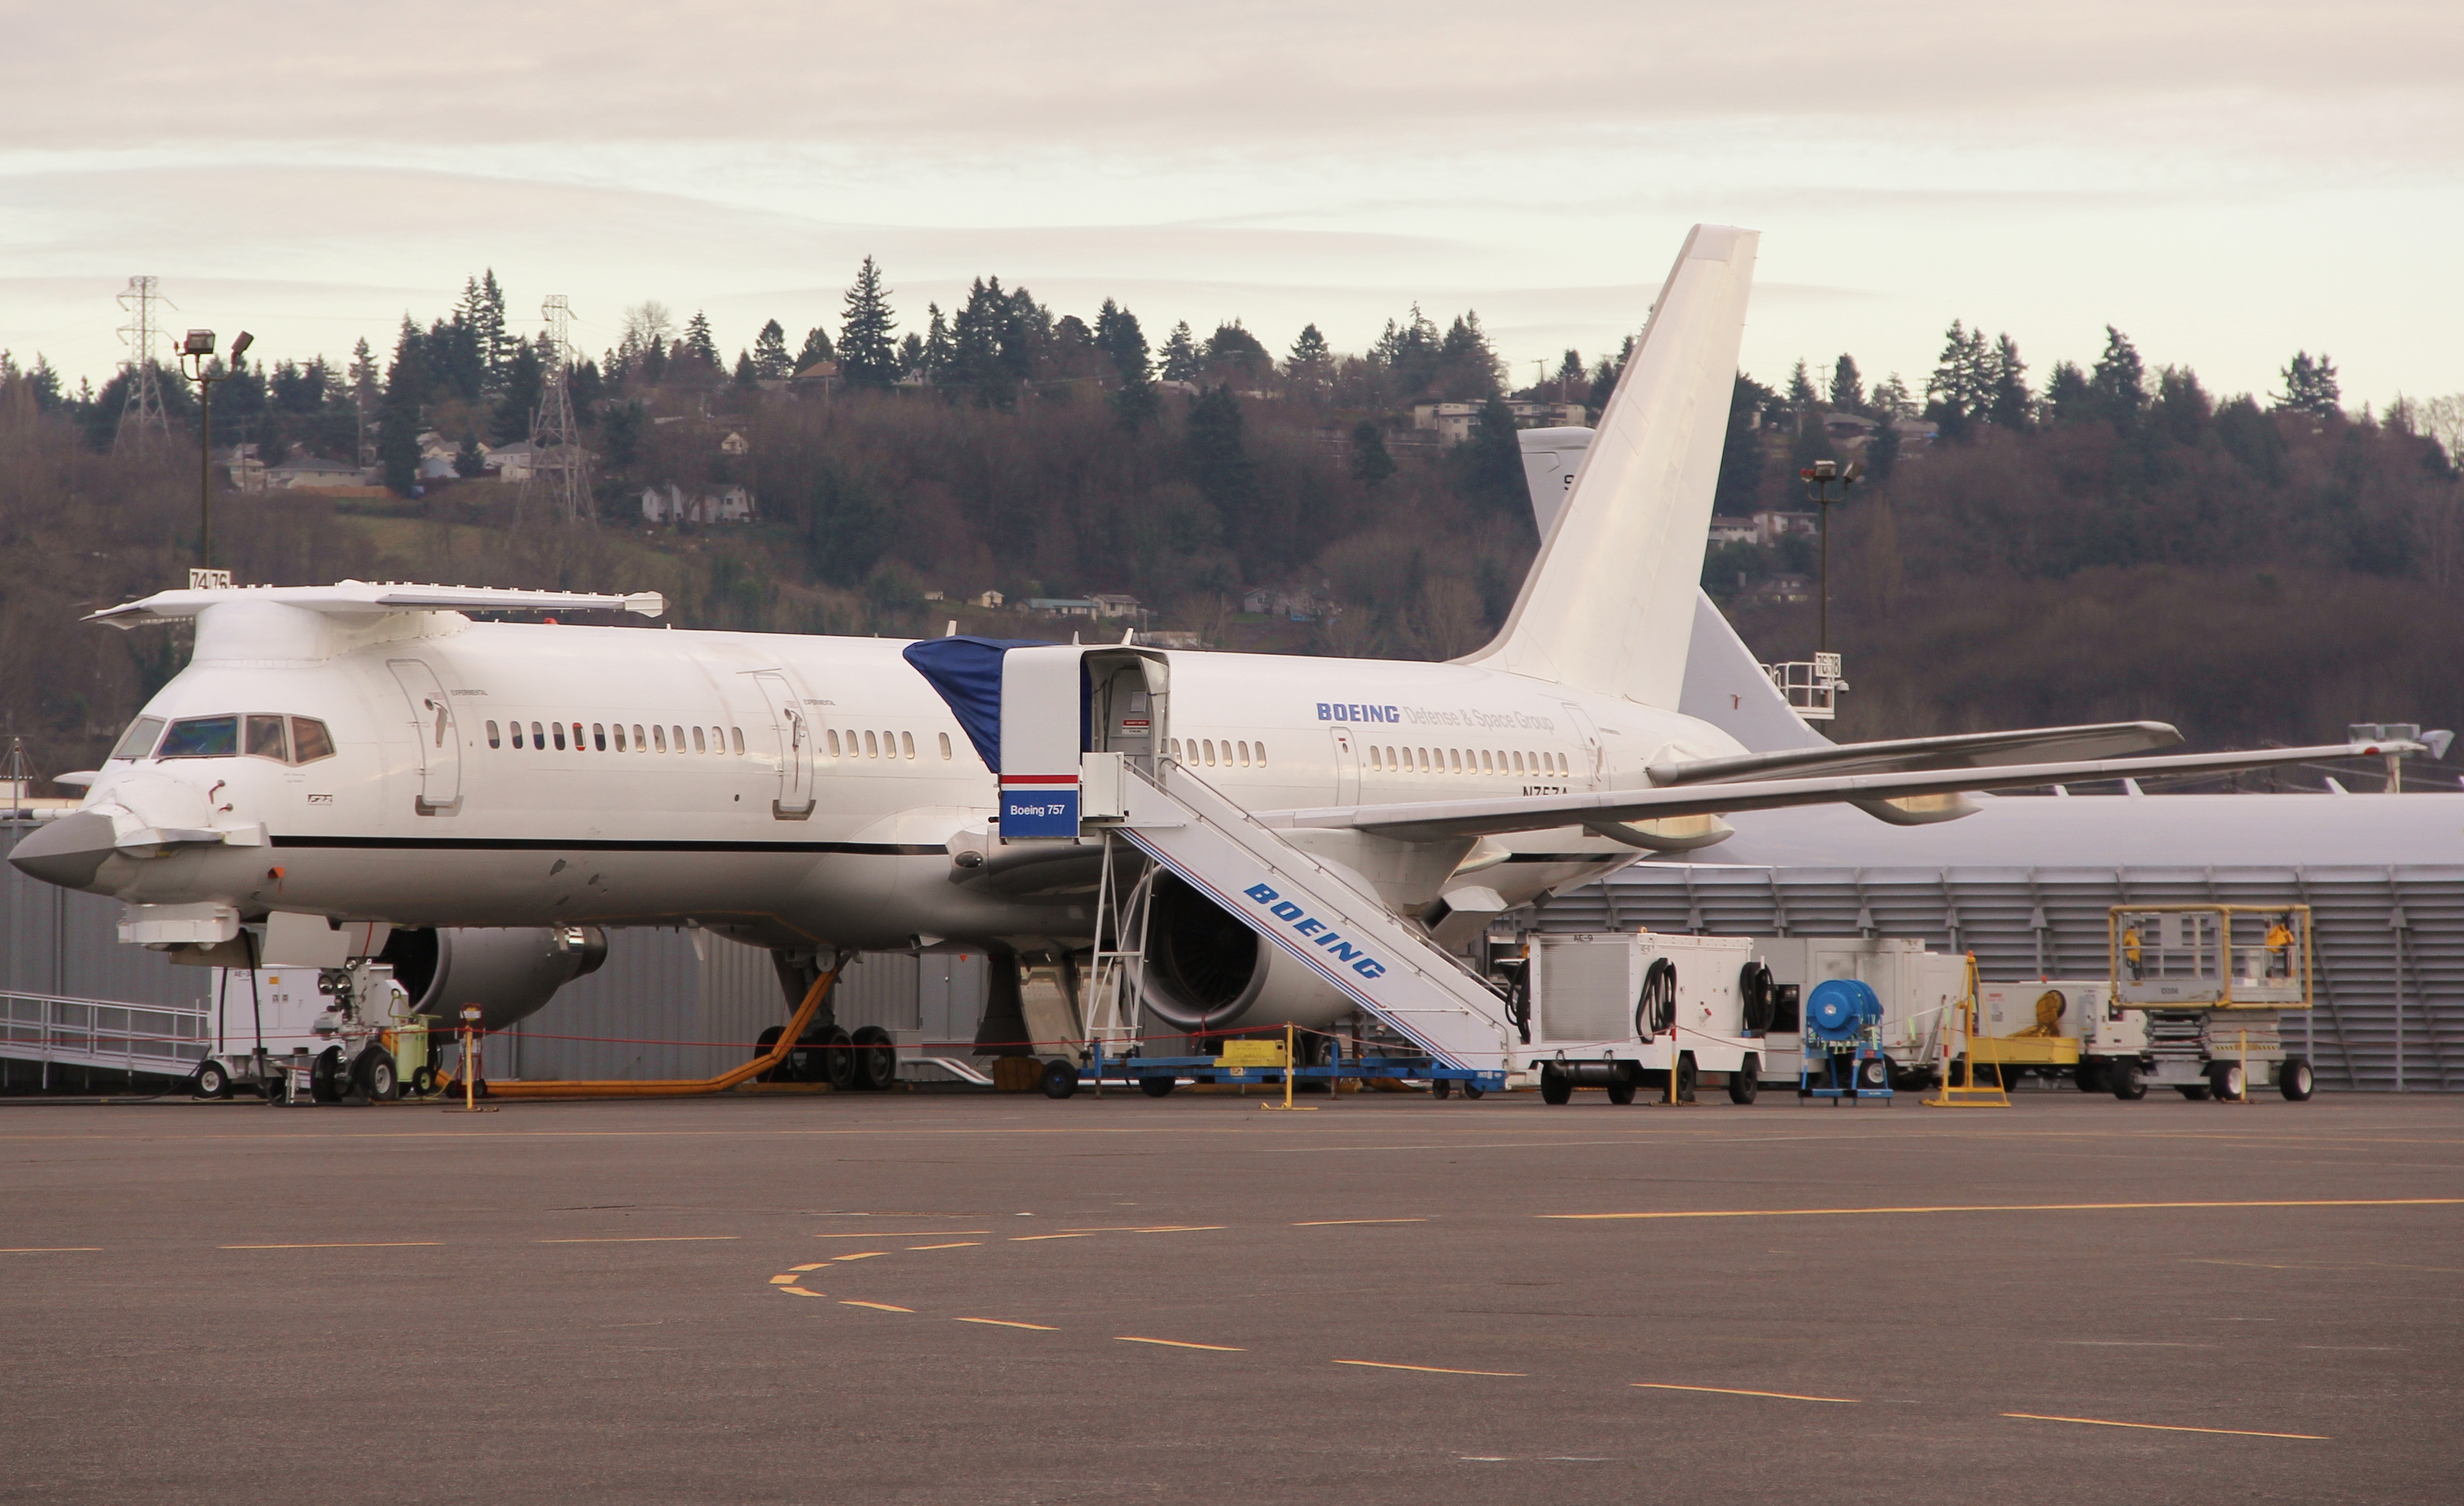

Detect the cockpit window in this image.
[109,716,165,761]
[245,715,289,761]
[157,716,239,758]
[290,718,336,764]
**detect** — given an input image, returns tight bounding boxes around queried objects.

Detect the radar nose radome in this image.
[8,811,118,891]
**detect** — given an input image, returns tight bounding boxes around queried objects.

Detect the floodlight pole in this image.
[179,328,251,572]
[1800,458,1862,659]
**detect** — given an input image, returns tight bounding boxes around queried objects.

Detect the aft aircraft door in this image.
[387,659,462,816]
[1328,726,1360,804]
[1559,702,1605,788]
[752,670,816,819]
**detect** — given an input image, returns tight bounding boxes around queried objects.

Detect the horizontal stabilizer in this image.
[1647,722,2181,786]
[88,580,665,628]
[1257,739,2423,843]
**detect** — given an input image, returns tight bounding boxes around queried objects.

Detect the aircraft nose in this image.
[8,811,118,891]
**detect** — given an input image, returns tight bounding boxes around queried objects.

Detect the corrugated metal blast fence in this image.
[1536,863,2464,1093]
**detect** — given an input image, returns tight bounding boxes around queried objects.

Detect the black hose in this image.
[1502,963,1530,1045]
[1637,957,1676,1038]
[1739,961,1776,1034]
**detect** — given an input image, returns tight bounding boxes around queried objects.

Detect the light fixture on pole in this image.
[1798,457,1863,661]
[177,327,252,583]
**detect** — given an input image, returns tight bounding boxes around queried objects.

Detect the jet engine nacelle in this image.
[1137,872,1353,1034]
[378,926,608,1032]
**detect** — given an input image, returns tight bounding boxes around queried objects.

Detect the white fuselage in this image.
[76,611,1743,952]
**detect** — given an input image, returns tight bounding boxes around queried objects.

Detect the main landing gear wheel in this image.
[817,1026,857,1092]
[195,1061,232,1100]
[1728,1056,1760,1105]
[355,1048,398,1103]
[1139,1074,1176,1098]
[1039,1059,1080,1099]
[1539,1067,1573,1106]
[2280,1056,2315,1102]
[851,1026,898,1092]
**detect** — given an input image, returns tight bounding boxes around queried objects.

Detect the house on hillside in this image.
[1739,572,1813,606]
[720,431,750,456]
[1752,509,1819,545]
[1026,598,1098,619]
[640,482,756,524]
[1089,593,1143,620]
[1240,585,1322,621]
[973,589,1005,609]
[1708,516,1757,545]
[791,360,839,397]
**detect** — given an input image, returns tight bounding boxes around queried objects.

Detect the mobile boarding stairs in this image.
[950,642,1681,1096]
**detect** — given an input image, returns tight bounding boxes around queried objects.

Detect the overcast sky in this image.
[5,0,2458,406]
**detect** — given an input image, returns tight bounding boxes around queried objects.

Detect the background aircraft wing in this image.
[1646,721,2181,786]
[1256,738,2422,843]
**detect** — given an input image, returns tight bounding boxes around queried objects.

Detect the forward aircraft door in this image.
[387,659,462,816]
[751,670,816,819]
[1328,727,1360,804]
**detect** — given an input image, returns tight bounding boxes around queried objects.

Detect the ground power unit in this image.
[1526,932,1765,1103]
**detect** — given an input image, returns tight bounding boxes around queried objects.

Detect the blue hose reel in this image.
[1806,979,1883,1042]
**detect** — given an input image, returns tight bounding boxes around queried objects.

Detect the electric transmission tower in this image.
[114,276,173,453]
[531,295,593,526]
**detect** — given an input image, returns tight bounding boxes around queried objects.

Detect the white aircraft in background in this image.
[9,225,2405,1054]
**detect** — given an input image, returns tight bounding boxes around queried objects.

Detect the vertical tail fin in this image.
[1459,224,1757,706]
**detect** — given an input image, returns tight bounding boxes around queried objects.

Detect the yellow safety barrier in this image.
[1925,956,2008,1109]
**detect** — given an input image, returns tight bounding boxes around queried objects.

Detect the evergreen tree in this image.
[1864,413,1902,483]
[1286,323,1330,383]
[458,272,509,392]
[1586,336,1633,414]
[454,431,487,479]
[1184,385,1256,518]
[898,332,925,375]
[733,350,758,389]
[2043,360,2094,424]
[1986,335,2031,429]
[1456,398,1527,520]
[2152,365,2212,445]
[1098,299,1158,426]
[1435,312,1501,398]
[1713,372,1770,517]
[838,255,900,388]
[752,319,793,379]
[1349,419,1395,488]
[1203,320,1270,379]
[921,303,952,378]
[1157,321,1200,382]
[1787,358,1820,413]
[1925,321,1992,439]
[378,316,429,495]
[1375,304,1444,395]
[795,324,836,371]
[1828,354,1864,414]
[493,339,543,443]
[683,310,720,370]
[2091,326,2147,424]
[944,276,1015,404]
[1870,373,1914,419]
[2277,351,2341,417]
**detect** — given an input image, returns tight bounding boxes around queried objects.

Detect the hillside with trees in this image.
[1,260,2458,787]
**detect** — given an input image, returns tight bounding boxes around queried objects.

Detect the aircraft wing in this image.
[88,580,665,627]
[1646,721,2181,785]
[1255,739,2420,843]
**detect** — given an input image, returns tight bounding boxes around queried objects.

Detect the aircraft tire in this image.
[817,1027,857,1092]
[310,1047,346,1104]
[355,1048,398,1103]
[852,1026,898,1092]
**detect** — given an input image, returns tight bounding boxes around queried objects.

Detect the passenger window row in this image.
[1369,745,1567,777]
[486,720,746,756]
[1166,738,1266,768]
[114,714,336,765]
[823,729,955,762]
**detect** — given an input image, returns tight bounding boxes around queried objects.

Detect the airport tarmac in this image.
[3,1088,2457,1504]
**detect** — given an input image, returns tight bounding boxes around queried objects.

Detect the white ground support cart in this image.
[2104,904,2315,1102]
[1750,936,1970,1090]
[1525,932,1767,1104]
[1970,979,2147,1092]
[194,961,429,1104]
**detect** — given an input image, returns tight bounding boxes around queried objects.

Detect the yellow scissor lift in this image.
[2104,904,2315,1103]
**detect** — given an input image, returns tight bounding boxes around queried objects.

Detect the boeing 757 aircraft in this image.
[8,226,2406,1059]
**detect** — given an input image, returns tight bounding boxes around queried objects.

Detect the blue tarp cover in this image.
[901,636,1086,774]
